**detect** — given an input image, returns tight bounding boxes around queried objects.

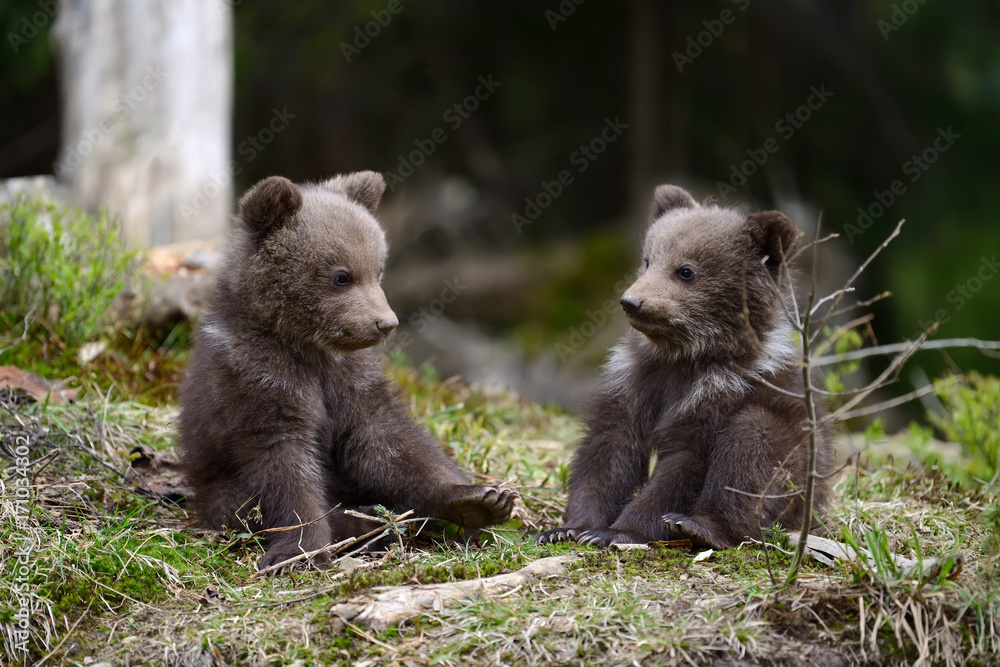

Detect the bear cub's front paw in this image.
[440,485,518,529]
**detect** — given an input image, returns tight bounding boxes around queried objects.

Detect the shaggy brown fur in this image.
[180,172,515,571]
[537,185,831,549]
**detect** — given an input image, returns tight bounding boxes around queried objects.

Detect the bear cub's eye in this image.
[643,257,650,269]
[333,271,352,287]
[677,266,694,281]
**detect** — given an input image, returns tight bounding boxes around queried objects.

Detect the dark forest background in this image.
[2,0,998,406]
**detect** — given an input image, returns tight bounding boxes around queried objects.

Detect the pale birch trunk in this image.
[52,0,232,246]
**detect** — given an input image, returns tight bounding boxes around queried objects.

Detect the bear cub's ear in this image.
[322,171,387,213]
[649,184,698,222]
[238,176,303,238]
[746,210,800,277]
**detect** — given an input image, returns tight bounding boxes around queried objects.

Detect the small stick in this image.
[252,509,414,578]
[829,291,892,318]
[0,305,35,357]
[252,505,345,535]
[788,232,839,264]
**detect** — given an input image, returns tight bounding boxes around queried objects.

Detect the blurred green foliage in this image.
[930,373,1000,484]
[0,197,138,348]
[0,198,186,403]
[822,327,865,404]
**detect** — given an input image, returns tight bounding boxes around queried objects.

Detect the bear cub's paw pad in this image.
[534,528,579,544]
[576,529,646,548]
[442,485,518,529]
[662,513,723,549]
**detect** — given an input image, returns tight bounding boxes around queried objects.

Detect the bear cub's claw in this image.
[534,528,579,544]
[440,485,517,529]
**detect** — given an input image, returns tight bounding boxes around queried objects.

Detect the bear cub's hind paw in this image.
[663,513,729,550]
[440,485,517,529]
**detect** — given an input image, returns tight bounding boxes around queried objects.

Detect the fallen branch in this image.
[331,555,576,631]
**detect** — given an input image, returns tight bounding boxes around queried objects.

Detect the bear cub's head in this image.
[620,185,799,363]
[225,171,398,353]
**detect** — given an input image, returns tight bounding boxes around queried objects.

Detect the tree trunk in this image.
[52,0,232,246]
[626,0,660,230]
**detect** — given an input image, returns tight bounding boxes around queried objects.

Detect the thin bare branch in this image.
[814,337,1000,367]
[829,291,893,319]
[788,231,839,264]
[813,451,861,480]
[252,504,343,535]
[811,218,905,344]
[836,383,939,421]
[820,331,932,426]
[810,288,855,317]
[0,306,35,357]
[252,509,415,577]
[747,538,797,556]
[788,214,823,583]
[810,378,903,398]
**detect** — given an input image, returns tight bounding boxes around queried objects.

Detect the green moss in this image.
[709,547,794,580]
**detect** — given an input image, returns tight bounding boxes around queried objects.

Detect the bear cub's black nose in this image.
[620,294,643,315]
[376,316,399,336]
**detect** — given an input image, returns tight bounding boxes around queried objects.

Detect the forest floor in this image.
[1,360,998,666]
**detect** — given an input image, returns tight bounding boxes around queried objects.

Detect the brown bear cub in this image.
[537,185,831,550]
[180,172,516,571]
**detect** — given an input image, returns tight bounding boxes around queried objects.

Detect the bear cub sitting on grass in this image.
[180,172,516,572]
[538,185,831,550]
